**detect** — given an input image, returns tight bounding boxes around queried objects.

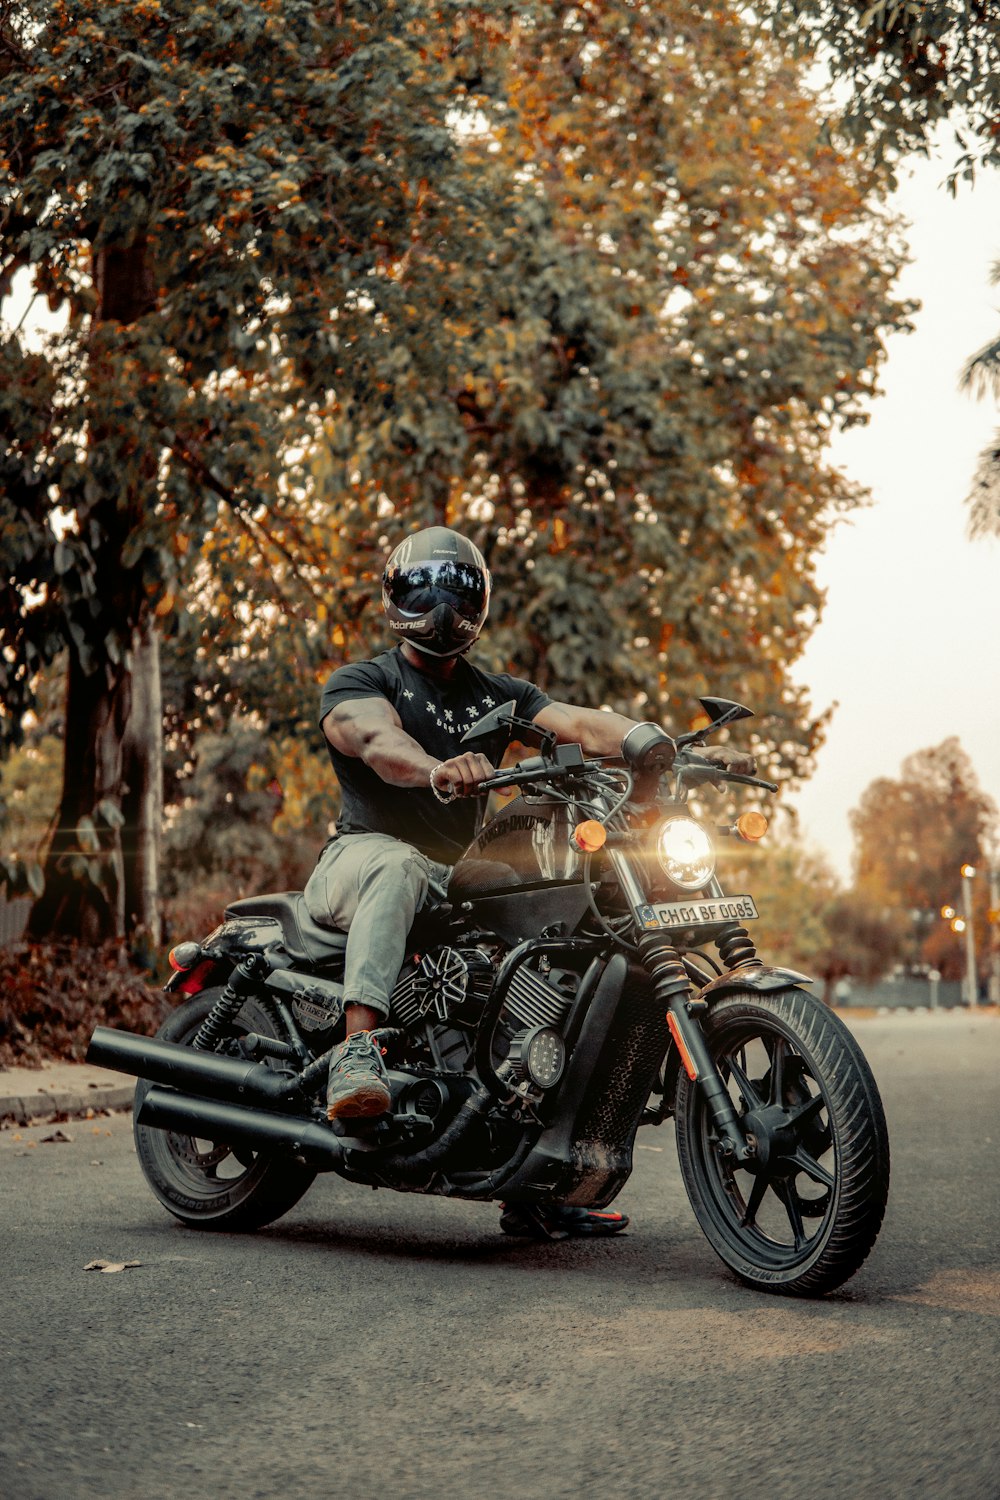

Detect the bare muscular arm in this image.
[534,699,757,777]
[533,700,639,757]
[322,698,494,796]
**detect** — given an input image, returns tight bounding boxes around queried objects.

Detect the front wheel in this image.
[674,988,889,1296]
[133,989,317,1232]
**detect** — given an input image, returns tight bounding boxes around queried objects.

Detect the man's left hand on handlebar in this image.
[698,746,757,780]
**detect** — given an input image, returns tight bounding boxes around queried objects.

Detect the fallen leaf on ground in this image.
[41,1129,73,1143]
[83,1259,142,1273]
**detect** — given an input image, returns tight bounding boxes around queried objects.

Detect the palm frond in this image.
[966,430,1000,539]
[961,335,1000,399]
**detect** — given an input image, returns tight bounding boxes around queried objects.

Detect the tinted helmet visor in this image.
[384,559,490,624]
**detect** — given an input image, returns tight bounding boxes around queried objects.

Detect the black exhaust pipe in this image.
[137,1086,345,1166]
[87,1026,301,1108]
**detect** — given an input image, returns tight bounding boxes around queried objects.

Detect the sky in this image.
[788,149,1000,880]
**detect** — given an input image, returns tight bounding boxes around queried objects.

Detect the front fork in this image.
[610,852,754,1164]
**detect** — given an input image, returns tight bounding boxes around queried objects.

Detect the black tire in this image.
[133,988,317,1232]
[674,988,889,1296]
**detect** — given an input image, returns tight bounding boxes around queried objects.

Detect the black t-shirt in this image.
[318,647,552,861]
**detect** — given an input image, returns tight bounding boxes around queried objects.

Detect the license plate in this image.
[635,895,759,929]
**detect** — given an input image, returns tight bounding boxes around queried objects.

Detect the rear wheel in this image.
[133,989,317,1231]
[674,988,889,1296]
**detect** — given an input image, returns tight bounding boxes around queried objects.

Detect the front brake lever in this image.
[674,753,778,795]
[723,771,779,793]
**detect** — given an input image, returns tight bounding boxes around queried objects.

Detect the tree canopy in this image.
[850,738,998,978]
[2,0,912,937]
[755,1,1000,186]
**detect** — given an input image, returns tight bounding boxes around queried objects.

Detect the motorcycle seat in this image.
[224,891,348,965]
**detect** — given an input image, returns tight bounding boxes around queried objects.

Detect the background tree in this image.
[849,737,997,978]
[751,3,1000,543]
[2,0,911,943]
[757,1,1000,185]
[315,2,911,763]
[961,259,1000,538]
[0,0,510,939]
[723,835,839,977]
[814,891,909,998]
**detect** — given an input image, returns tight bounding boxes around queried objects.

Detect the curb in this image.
[0,1077,135,1128]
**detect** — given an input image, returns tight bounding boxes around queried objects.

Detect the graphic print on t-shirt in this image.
[317,648,551,862]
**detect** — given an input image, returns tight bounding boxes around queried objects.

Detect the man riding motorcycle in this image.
[305,525,755,1239]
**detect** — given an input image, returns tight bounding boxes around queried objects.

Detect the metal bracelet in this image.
[429,764,458,804]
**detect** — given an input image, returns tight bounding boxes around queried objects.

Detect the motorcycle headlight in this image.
[655,816,716,891]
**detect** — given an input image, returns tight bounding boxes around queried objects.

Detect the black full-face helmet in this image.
[382,526,491,658]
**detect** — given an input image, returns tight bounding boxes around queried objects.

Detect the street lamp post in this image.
[989,867,1000,1005]
[960,864,978,1006]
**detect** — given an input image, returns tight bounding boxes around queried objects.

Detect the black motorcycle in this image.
[88,697,889,1296]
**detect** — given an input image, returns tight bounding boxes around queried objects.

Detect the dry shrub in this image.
[163,882,233,946]
[0,942,171,1068]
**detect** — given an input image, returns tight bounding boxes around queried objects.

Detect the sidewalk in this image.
[0,1060,135,1126]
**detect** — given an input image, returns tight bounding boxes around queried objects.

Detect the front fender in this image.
[695,964,814,1002]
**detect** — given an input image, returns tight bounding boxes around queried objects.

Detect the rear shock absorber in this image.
[715,922,763,971]
[191,953,268,1052]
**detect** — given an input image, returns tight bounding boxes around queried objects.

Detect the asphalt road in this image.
[2,1011,998,1500]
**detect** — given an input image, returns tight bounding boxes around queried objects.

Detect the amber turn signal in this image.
[736,810,768,842]
[572,820,607,853]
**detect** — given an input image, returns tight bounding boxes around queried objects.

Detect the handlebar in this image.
[474,758,607,795]
[470,749,777,799]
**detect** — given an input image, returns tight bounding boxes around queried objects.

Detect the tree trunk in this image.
[28,650,131,943]
[27,237,162,946]
[121,620,163,948]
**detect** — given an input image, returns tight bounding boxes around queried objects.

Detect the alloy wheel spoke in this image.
[786,1092,825,1129]
[767,1037,787,1106]
[788,1145,835,1190]
[772,1177,807,1249]
[725,1053,764,1109]
[739,1172,769,1228]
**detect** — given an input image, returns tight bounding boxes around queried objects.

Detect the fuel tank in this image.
[449,794,593,946]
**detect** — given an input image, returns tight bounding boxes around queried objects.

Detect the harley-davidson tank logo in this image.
[474,813,546,853]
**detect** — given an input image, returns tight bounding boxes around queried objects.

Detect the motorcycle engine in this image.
[388,942,577,1068]
[390,946,495,1031]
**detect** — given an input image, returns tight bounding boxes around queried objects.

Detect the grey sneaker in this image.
[326,1031,392,1121]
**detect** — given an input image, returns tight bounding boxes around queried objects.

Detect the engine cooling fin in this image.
[389,945,574,1038]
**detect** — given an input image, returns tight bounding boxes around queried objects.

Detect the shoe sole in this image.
[326,1085,391,1121]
